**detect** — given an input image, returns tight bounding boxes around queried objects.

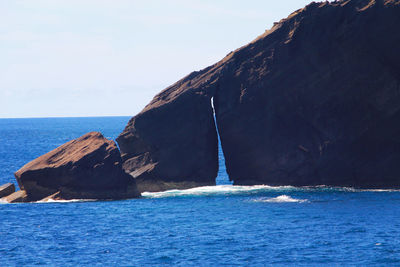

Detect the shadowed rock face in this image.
[117,73,219,192]
[15,132,140,201]
[213,0,400,187]
[119,0,400,189]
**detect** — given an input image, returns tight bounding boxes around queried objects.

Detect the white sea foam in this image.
[1,198,99,204]
[303,186,400,192]
[253,195,308,203]
[36,198,97,203]
[2,185,397,204]
[142,184,296,198]
[360,189,400,192]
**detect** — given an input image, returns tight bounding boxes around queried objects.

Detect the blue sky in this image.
[0,0,314,118]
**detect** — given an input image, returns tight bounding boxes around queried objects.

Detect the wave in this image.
[253,195,308,203]
[142,185,297,198]
[359,189,400,192]
[1,198,101,204]
[142,184,400,199]
[312,187,400,193]
[37,198,97,203]
[2,185,398,204]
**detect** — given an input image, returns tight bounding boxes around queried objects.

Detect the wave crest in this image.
[253,195,308,203]
[142,185,296,198]
[37,199,97,203]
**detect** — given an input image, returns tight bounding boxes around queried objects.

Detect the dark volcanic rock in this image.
[0,183,15,198]
[15,132,140,201]
[117,73,219,192]
[213,0,400,187]
[119,0,400,188]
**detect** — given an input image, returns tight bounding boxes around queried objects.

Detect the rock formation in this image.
[0,183,15,198]
[5,0,398,196]
[214,0,400,187]
[14,132,140,201]
[118,0,400,188]
[3,190,28,203]
[116,73,219,192]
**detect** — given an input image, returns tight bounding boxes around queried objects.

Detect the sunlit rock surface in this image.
[15,132,140,201]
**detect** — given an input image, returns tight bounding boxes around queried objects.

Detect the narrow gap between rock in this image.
[211,97,232,185]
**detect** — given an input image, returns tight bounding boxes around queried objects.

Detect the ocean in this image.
[1,117,400,266]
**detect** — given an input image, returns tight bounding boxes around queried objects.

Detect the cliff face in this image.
[116,71,220,192]
[118,0,400,189]
[215,0,400,187]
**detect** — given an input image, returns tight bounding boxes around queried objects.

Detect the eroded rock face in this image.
[117,73,219,192]
[118,0,400,188]
[213,0,400,187]
[15,132,140,201]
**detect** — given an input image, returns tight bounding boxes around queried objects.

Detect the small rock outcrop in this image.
[3,190,28,203]
[0,183,15,198]
[14,132,140,201]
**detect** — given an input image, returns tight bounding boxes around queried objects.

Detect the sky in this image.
[0,0,314,118]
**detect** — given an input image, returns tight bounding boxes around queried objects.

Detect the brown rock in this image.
[0,183,15,198]
[15,132,140,201]
[3,190,28,203]
[39,191,62,202]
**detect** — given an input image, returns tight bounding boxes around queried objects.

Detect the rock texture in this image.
[3,190,28,203]
[119,0,400,188]
[117,73,219,192]
[15,132,140,201]
[0,183,15,198]
[213,0,400,187]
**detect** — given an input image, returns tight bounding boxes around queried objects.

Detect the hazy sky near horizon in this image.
[1,0,313,118]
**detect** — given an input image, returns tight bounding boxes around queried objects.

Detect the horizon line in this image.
[0,115,133,119]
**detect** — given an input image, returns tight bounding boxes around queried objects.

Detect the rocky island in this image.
[2,0,400,202]
[2,132,140,202]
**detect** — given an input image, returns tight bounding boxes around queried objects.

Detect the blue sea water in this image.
[1,117,400,266]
